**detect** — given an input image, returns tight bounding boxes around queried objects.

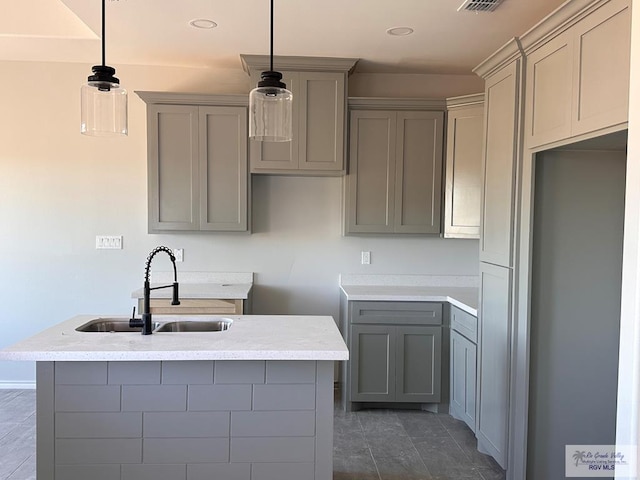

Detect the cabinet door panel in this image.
[480,62,520,267]
[394,112,444,234]
[346,111,396,233]
[444,104,483,238]
[249,72,299,171]
[299,72,345,172]
[450,330,477,432]
[572,0,630,135]
[148,105,199,232]
[350,325,395,402]
[477,262,511,469]
[199,107,248,231]
[396,326,441,402]
[525,31,573,147]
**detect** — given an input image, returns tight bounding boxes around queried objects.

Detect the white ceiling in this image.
[1,0,567,74]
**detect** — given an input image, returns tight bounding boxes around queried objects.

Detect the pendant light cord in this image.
[269,0,274,72]
[101,0,106,66]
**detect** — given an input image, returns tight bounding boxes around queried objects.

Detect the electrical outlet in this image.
[173,248,184,262]
[96,235,123,249]
[361,251,371,265]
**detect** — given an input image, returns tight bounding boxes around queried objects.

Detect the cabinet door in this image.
[249,72,299,172]
[450,330,477,432]
[396,326,442,403]
[480,61,521,267]
[525,30,573,148]
[199,107,248,231]
[147,105,199,232]
[350,325,395,402]
[477,262,512,469]
[394,112,444,234]
[444,104,484,238]
[298,72,345,173]
[345,110,396,234]
[571,0,630,136]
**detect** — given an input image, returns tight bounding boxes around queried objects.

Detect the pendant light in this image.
[249,0,293,142]
[80,0,128,136]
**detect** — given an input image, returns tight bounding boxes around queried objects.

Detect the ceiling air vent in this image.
[457,0,504,12]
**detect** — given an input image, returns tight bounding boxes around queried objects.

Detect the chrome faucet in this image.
[130,246,180,335]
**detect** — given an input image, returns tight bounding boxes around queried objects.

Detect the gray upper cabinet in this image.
[443,94,484,239]
[525,30,573,147]
[523,0,630,149]
[476,51,523,268]
[482,64,518,266]
[138,92,249,233]
[345,101,444,235]
[241,55,358,176]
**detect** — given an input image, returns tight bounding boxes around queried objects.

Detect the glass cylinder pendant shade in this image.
[81,66,128,136]
[249,71,293,142]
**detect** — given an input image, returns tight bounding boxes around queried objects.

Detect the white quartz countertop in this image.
[340,285,479,316]
[131,283,252,300]
[0,315,348,362]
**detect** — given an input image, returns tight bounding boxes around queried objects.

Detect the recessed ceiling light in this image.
[189,19,218,29]
[386,27,414,36]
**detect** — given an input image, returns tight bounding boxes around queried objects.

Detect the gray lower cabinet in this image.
[137,93,249,233]
[344,106,444,235]
[449,305,478,433]
[346,301,443,407]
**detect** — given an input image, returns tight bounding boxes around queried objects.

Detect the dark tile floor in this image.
[0,389,504,480]
[334,406,505,480]
[0,390,36,480]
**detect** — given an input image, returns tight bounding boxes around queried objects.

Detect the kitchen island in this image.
[0,315,348,480]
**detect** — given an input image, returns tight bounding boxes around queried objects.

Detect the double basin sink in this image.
[76,318,233,333]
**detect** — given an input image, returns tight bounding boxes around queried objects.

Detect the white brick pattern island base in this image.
[36,360,334,480]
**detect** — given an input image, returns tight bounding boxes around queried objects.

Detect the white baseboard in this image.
[0,382,36,390]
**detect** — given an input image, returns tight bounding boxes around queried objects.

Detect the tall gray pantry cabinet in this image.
[473,39,524,470]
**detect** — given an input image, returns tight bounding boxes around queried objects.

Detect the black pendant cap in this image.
[258,71,287,89]
[87,65,120,91]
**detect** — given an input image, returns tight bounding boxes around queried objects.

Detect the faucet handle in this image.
[129,306,143,328]
[171,282,180,306]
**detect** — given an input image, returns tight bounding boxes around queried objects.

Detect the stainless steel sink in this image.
[75,319,159,333]
[75,318,233,333]
[154,319,233,332]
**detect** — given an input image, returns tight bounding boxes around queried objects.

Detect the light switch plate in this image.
[173,248,184,262]
[96,235,123,249]
[361,251,371,265]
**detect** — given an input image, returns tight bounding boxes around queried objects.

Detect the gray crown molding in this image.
[446,93,485,109]
[348,97,446,111]
[473,38,524,79]
[240,55,359,75]
[136,92,248,106]
[519,0,612,54]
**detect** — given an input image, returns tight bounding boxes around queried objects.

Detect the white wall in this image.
[0,60,479,384]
